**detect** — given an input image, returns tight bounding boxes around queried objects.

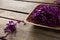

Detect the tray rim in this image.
[25,20,60,30]
[25,4,60,30]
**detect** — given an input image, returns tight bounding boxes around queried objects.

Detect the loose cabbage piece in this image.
[30,5,60,27]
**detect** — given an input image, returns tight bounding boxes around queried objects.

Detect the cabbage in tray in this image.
[29,4,60,27]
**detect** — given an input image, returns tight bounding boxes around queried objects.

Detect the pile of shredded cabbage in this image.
[30,5,60,27]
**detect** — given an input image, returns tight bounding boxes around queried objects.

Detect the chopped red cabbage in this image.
[29,5,60,27]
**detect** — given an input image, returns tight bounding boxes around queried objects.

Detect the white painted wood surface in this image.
[0,0,60,40]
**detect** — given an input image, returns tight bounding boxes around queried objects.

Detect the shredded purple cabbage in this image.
[29,5,60,27]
